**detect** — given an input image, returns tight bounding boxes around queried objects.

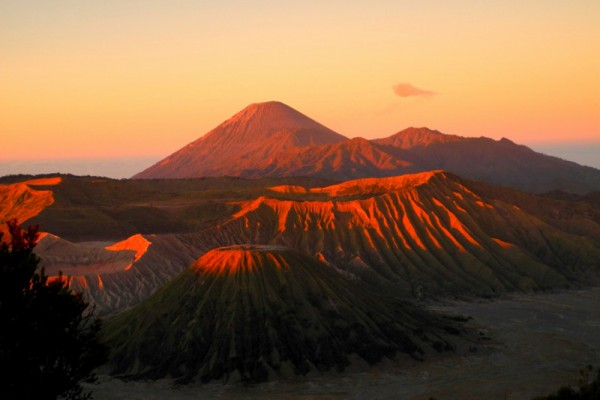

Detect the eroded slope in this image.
[207,171,600,298]
[105,246,463,383]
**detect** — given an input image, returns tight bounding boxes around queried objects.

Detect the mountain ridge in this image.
[133,102,600,194]
[208,170,600,297]
[374,127,464,149]
[2,172,600,315]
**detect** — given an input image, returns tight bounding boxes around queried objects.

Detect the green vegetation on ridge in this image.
[104,246,464,383]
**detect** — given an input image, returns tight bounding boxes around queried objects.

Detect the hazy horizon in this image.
[2,142,599,180]
[0,156,161,180]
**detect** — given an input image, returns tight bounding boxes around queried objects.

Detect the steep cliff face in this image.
[105,245,462,383]
[208,171,600,297]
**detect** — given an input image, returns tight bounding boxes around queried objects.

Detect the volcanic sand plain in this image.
[87,287,600,400]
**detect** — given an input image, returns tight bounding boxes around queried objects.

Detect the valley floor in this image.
[86,288,600,400]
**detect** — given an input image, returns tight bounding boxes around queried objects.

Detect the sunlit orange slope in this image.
[207,171,600,297]
[0,177,61,238]
[193,245,291,276]
[134,101,347,179]
[105,233,152,270]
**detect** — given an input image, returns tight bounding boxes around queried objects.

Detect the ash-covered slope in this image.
[105,245,461,383]
[37,233,201,315]
[208,171,600,298]
[134,101,347,179]
[246,137,417,180]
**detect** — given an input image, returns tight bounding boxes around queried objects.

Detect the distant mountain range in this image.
[134,101,600,194]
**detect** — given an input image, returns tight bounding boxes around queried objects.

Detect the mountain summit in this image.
[133,101,347,179]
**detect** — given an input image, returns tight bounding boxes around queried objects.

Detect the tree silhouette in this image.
[533,365,600,400]
[0,220,107,400]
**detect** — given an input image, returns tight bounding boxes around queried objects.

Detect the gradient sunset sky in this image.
[1,1,599,170]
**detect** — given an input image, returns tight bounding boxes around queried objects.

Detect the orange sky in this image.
[1,1,599,161]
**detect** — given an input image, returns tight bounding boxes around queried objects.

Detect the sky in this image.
[1,0,599,175]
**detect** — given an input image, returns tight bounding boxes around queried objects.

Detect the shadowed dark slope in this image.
[377,133,600,194]
[11,174,334,241]
[105,245,463,383]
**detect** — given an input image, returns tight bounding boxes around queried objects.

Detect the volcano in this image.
[105,245,461,383]
[11,171,600,315]
[133,102,600,193]
[202,171,600,297]
[133,101,347,179]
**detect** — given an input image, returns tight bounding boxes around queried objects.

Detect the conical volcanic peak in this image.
[106,245,462,383]
[221,101,338,138]
[133,101,347,179]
